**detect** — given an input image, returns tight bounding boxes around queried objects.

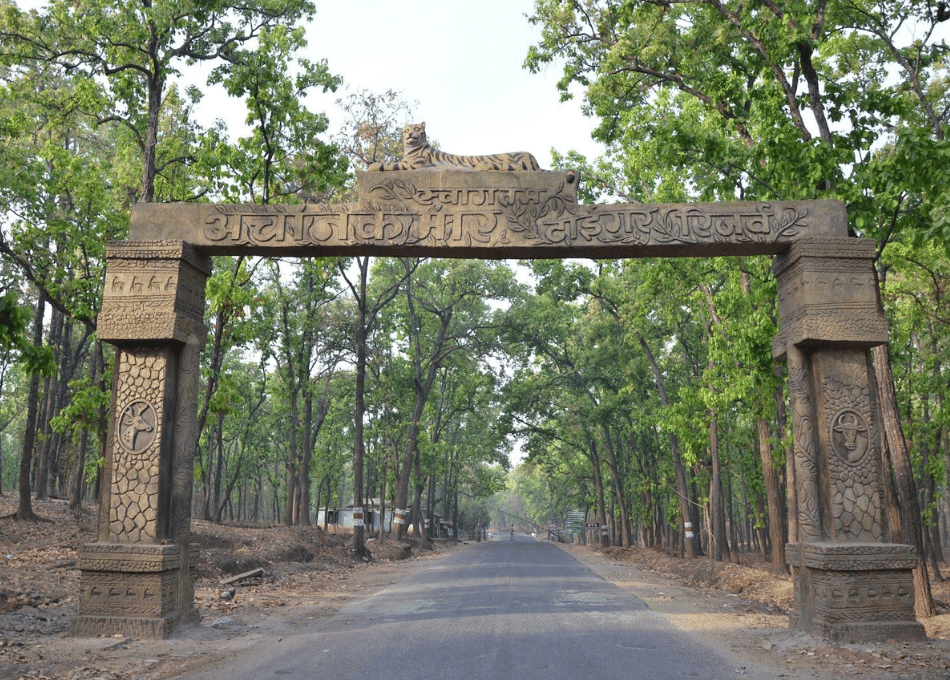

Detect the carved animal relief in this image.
[368,122,541,172]
[119,401,157,454]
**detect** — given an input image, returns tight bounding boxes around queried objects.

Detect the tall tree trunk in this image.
[873,343,936,617]
[33,306,61,500]
[709,410,730,562]
[920,434,944,580]
[377,463,387,541]
[299,396,314,527]
[284,384,300,526]
[69,350,101,510]
[638,334,698,557]
[587,438,610,548]
[412,452,426,543]
[750,479,769,559]
[213,413,225,522]
[425,474,436,541]
[15,291,46,521]
[601,426,631,547]
[758,417,787,573]
[393,263,448,541]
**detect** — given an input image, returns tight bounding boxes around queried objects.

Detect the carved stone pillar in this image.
[71,241,210,638]
[773,238,925,642]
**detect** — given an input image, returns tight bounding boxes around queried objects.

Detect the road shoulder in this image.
[558,542,950,680]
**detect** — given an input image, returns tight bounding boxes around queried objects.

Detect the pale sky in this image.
[300,0,605,166]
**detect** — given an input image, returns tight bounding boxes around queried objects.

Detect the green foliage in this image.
[528,0,950,237]
[0,291,54,377]
[50,376,110,445]
[206,24,349,203]
[0,291,29,352]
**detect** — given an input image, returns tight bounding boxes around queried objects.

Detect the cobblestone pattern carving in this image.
[815,350,883,542]
[109,348,169,543]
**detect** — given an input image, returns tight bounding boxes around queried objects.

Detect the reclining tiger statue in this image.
[368,122,541,172]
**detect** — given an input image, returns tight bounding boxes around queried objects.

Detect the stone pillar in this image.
[773,238,925,642]
[71,240,210,639]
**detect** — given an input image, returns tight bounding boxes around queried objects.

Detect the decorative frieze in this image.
[787,543,925,641]
[773,238,888,355]
[71,544,198,639]
[129,173,846,258]
[98,240,211,344]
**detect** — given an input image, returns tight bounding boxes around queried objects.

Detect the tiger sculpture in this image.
[367,122,541,172]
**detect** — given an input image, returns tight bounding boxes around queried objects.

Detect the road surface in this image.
[184,535,755,679]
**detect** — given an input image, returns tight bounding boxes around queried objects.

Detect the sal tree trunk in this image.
[758,417,787,573]
[873,343,936,617]
[15,291,47,521]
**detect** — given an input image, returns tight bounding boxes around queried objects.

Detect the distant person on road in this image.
[510,527,514,541]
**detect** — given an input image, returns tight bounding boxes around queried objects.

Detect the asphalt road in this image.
[185,535,746,679]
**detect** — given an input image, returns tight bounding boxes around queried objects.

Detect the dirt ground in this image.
[2,498,950,680]
[0,499,459,679]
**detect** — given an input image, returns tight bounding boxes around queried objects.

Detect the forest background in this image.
[0,0,949,616]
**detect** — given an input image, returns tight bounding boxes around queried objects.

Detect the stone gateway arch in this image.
[74,164,926,643]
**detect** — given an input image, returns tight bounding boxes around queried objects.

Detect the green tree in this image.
[384,258,520,541]
[1,0,319,203]
[207,23,348,204]
[528,0,949,614]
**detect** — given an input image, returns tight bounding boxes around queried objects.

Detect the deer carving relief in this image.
[120,401,155,453]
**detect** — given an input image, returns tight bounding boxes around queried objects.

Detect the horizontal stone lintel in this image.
[129,196,847,259]
[786,542,918,571]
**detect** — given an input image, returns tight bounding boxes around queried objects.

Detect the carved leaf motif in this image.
[371,179,426,207]
[789,360,823,540]
[770,207,808,241]
[651,210,693,244]
[498,181,578,244]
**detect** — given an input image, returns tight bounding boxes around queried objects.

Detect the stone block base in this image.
[787,542,927,643]
[70,542,198,639]
[70,614,178,639]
